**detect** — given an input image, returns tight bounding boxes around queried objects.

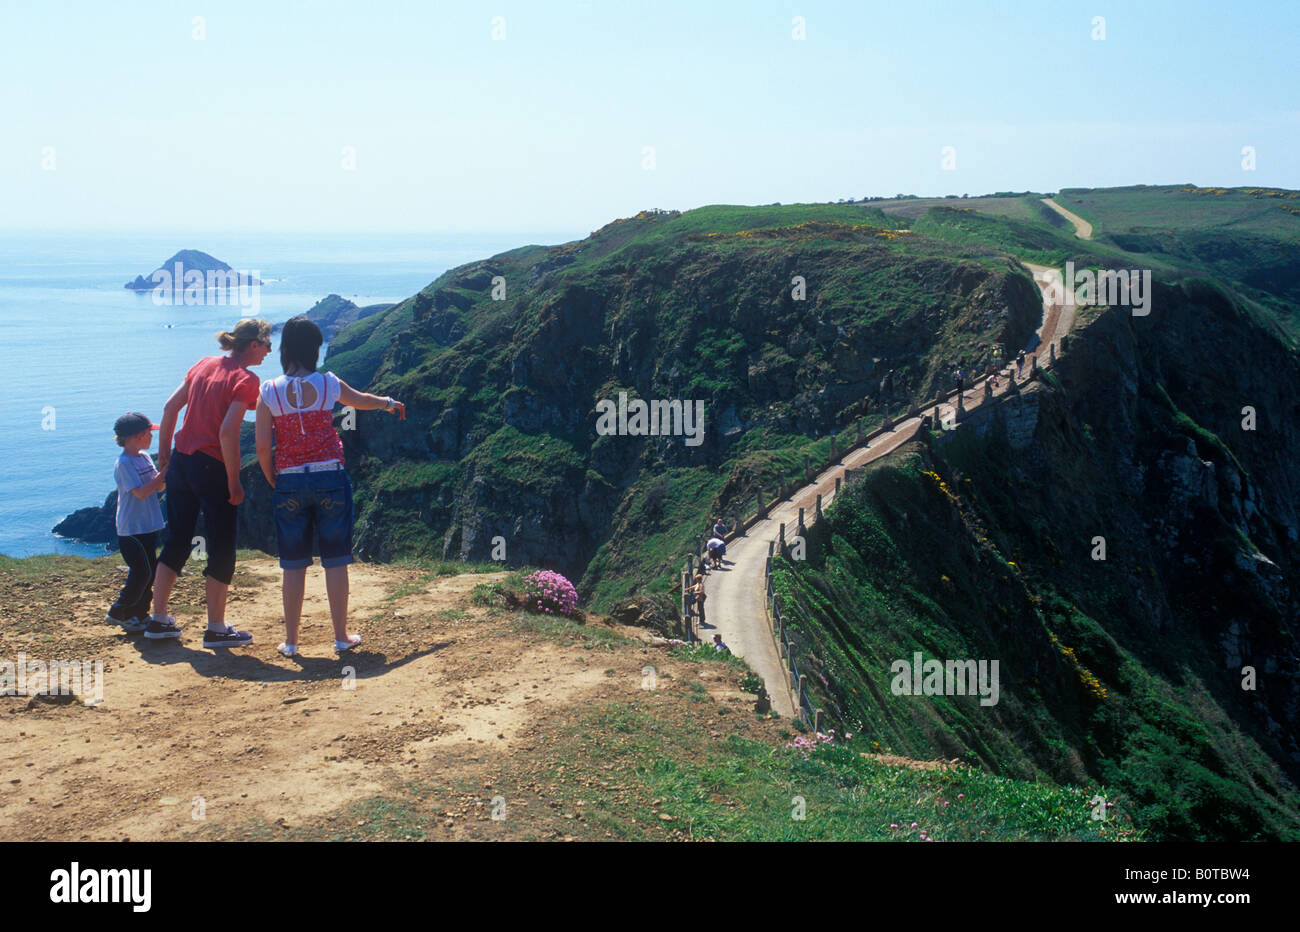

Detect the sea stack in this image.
[124,249,262,292]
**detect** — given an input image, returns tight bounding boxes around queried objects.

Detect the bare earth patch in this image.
[861,753,964,772]
[1,556,786,841]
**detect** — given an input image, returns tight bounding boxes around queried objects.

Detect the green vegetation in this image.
[508,611,631,651]
[769,418,1300,841]
[910,206,1081,266]
[215,698,1129,842]
[321,185,1300,612]
[1055,184,1300,331]
[582,467,725,609]
[296,188,1300,842]
[861,193,1049,223]
[1056,184,1300,241]
[620,727,1124,841]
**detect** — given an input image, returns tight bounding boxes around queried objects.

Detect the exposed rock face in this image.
[924,276,1300,779]
[53,492,118,547]
[966,387,1042,451]
[325,220,1044,591]
[1055,283,1298,766]
[272,294,394,341]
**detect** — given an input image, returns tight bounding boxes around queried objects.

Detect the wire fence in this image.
[766,554,819,730]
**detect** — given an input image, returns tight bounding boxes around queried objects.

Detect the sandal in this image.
[334,634,361,652]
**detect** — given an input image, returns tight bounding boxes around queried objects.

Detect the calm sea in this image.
[0,230,580,557]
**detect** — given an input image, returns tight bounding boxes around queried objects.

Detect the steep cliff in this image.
[771,278,1300,840]
[319,204,1056,606]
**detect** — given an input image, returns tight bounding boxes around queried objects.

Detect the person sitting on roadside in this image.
[712,633,730,654]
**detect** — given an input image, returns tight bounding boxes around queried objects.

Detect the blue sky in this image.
[2,0,1296,233]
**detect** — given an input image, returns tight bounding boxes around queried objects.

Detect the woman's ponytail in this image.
[214,318,270,353]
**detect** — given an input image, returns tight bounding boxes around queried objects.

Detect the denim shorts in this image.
[272,467,355,569]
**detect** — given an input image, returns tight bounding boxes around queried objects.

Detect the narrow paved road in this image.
[1040,197,1093,240]
[703,255,1077,721]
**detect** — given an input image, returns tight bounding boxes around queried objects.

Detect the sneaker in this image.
[120,616,149,634]
[276,642,298,657]
[203,625,253,649]
[144,615,182,640]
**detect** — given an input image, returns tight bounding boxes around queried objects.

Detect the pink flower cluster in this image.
[784,730,836,760]
[523,569,578,617]
[889,821,935,841]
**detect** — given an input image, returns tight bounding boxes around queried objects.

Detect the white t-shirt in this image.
[260,371,342,417]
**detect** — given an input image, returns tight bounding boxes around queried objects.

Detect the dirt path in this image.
[1040,197,1093,240]
[2,558,780,841]
[705,257,1075,722]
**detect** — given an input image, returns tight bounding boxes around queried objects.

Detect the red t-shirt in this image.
[174,355,260,463]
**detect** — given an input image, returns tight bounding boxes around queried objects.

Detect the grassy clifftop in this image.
[319,201,1060,606]
[305,186,1300,618]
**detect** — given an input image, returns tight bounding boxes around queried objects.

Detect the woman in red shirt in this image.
[152,317,272,647]
[255,316,405,657]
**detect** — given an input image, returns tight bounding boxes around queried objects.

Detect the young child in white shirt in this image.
[106,412,168,635]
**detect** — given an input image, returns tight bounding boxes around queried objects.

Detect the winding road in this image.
[702,203,1088,719]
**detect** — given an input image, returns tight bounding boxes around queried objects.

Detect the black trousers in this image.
[111,531,158,621]
[158,450,238,584]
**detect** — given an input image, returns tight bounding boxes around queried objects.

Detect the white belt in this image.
[277,460,343,475]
